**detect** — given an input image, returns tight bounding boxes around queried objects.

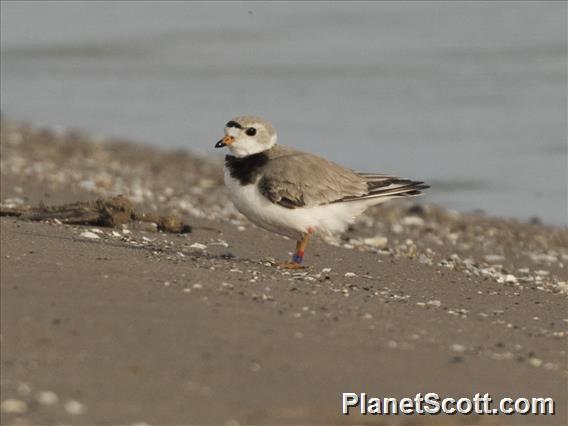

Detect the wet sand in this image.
[1,122,567,425]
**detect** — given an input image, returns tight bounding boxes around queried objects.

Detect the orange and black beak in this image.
[215,135,234,148]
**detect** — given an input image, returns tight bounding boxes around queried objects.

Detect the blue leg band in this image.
[292,253,304,264]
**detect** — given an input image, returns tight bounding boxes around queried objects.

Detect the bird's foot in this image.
[277,261,305,270]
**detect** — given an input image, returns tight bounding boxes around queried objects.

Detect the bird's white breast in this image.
[224,170,369,241]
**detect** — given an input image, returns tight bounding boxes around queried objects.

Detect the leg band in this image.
[292,251,304,264]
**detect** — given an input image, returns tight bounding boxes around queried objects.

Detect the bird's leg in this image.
[292,233,310,264]
[278,233,311,269]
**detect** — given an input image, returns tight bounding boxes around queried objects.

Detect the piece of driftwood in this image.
[0,195,191,233]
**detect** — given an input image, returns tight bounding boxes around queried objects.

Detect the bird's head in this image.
[215,116,277,157]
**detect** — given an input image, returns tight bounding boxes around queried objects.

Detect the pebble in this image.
[64,399,86,415]
[210,240,229,248]
[344,272,357,278]
[489,351,514,361]
[451,344,466,353]
[391,223,403,234]
[189,243,207,250]
[426,300,441,307]
[530,253,557,263]
[402,216,425,226]
[79,231,100,239]
[1,399,28,414]
[363,236,388,248]
[143,222,159,232]
[2,197,25,207]
[484,254,505,263]
[528,357,543,368]
[505,274,517,283]
[37,390,59,405]
[78,179,96,191]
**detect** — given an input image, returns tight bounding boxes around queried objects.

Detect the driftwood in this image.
[0,195,191,234]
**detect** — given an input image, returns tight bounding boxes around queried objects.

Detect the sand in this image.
[1,121,567,425]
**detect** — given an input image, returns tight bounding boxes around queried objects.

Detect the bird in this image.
[215,116,429,269]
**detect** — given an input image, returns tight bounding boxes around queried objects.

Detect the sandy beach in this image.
[1,121,567,425]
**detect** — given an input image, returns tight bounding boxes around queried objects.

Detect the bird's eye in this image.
[246,127,257,136]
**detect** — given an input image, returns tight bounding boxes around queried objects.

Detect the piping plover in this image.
[215,116,429,268]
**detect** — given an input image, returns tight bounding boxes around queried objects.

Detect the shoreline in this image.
[2,119,565,228]
[1,120,567,425]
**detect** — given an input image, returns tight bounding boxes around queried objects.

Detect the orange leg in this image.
[278,233,311,269]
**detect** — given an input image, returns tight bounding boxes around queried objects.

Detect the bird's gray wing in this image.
[258,151,368,208]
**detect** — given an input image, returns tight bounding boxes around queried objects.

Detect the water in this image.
[1,1,566,225]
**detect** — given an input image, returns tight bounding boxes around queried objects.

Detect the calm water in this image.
[1,1,566,225]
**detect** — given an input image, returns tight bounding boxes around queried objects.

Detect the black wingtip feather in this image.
[336,180,429,203]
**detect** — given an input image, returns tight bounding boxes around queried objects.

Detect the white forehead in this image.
[226,127,241,137]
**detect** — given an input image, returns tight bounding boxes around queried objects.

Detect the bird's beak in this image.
[215,135,234,148]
